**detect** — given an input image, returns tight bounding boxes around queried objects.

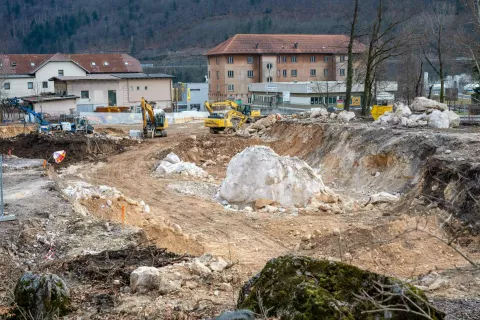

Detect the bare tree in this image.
[360,0,410,116]
[422,2,456,103]
[344,0,359,112]
[309,81,343,109]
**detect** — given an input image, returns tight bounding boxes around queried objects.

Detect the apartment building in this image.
[205,34,365,101]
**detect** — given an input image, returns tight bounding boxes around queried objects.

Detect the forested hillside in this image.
[0,0,463,59]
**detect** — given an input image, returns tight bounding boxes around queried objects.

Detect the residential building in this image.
[205,34,365,101]
[0,53,142,99]
[50,73,174,111]
[248,81,398,110]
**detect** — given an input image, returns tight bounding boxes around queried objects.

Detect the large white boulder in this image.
[411,97,448,112]
[219,146,325,207]
[154,154,208,178]
[130,267,160,293]
[337,111,356,122]
[444,110,460,128]
[428,110,450,129]
[310,107,329,118]
[409,113,427,122]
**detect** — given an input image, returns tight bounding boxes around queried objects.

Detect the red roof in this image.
[0,53,142,75]
[205,34,365,56]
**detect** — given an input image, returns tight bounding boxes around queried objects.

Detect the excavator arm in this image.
[141,97,168,138]
[226,109,248,131]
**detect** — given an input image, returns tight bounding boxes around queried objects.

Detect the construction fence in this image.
[79,111,209,125]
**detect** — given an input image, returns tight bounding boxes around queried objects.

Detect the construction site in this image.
[0,96,478,320]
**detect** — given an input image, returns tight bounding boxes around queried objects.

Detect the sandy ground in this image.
[2,121,480,319]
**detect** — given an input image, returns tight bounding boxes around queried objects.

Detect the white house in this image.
[0,53,142,99]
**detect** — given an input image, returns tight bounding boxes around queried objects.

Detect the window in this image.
[208,71,211,79]
[42,81,48,88]
[283,70,287,77]
[216,57,219,65]
[228,56,234,64]
[324,56,330,62]
[145,86,148,90]
[58,70,64,76]
[282,56,287,63]
[227,84,234,91]
[291,56,297,63]
[310,97,321,105]
[324,69,329,76]
[27,82,33,89]
[137,86,140,90]
[247,56,254,64]
[228,70,234,78]
[310,69,316,77]
[103,61,109,66]
[339,69,345,76]
[291,69,297,77]
[4,83,10,90]
[247,70,254,78]
[277,56,281,63]
[81,91,90,99]
[216,84,220,92]
[267,76,273,83]
[328,97,336,104]
[266,63,273,70]
[310,56,316,63]
[216,71,219,79]
[340,55,346,62]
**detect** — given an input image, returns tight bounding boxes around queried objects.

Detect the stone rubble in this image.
[153,152,208,178]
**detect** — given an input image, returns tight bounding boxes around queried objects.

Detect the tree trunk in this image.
[345,0,359,112]
[438,28,445,103]
[414,61,423,98]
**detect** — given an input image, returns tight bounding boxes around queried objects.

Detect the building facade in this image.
[248,81,398,110]
[175,82,209,111]
[51,73,174,111]
[205,34,364,102]
[0,53,142,99]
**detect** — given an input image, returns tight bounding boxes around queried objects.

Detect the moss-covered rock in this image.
[238,256,444,320]
[13,272,71,319]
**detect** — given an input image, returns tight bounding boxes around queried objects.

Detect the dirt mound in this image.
[0,133,138,166]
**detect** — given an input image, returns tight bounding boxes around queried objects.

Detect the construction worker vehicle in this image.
[141,97,168,138]
[204,101,249,134]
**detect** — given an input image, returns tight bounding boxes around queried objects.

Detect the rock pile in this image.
[237,114,280,137]
[410,96,448,112]
[219,146,325,207]
[374,99,460,129]
[130,254,231,295]
[153,152,208,178]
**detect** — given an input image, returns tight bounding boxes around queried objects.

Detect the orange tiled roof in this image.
[205,34,365,56]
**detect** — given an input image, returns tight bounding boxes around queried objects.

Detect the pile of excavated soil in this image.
[0,125,36,138]
[0,133,138,166]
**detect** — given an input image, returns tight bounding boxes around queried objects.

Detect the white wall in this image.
[34,99,76,116]
[36,61,86,93]
[67,80,121,107]
[1,77,35,98]
[290,96,311,105]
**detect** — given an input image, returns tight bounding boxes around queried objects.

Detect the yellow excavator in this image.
[141,97,168,138]
[204,101,248,134]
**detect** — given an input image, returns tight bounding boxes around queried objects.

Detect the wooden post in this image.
[121,205,125,230]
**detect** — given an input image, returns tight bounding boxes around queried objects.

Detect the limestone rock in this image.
[219,146,325,207]
[210,257,229,272]
[130,266,160,293]
[164,152,181,164]
[444,110,460,128]
[337,111,356,122]
[370,192,399,204]
[14,272,71,318]
[411,97,448,112]
[310,108,329,118]
[428,110,450,129]
[191,258,212,276]
[158,268,182,295]
[254,198,277,210]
